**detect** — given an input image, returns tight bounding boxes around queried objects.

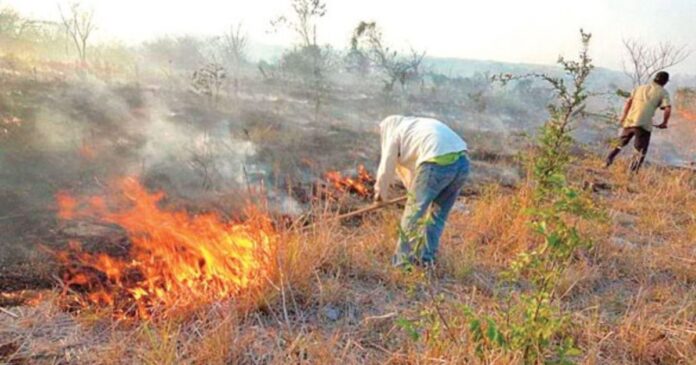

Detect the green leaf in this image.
[469,318,481,333]
[547,233,562,248]
[486,318,498,341]
[565,347,582,356]
[396,318,420,341]
[486,318,506,347]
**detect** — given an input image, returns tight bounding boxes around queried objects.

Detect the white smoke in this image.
[136,97,257,191]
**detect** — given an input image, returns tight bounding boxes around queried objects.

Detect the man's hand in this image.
[373,192,383,204]
[655,122,668,129]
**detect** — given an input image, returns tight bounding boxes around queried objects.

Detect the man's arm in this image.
[656,106,672,129]
[655,92,672,129]
[619,97,633,124]
[374,133,399,202]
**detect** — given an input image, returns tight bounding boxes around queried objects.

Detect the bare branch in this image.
[272,0,326,48]
[350,21,427,92]
[622,38,691,86]
[220,23,248,69]
[57,1,95,62]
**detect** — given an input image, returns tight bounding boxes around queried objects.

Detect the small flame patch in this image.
[324,165,375,198]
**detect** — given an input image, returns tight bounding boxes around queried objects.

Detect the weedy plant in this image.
[395,30,601,364]
[477,29,599,364]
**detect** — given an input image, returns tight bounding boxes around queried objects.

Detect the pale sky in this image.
[5,0,696,73]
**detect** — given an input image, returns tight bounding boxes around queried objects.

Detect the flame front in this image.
[55,178,276,317]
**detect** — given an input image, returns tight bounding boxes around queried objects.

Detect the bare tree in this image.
[350,21,426,92]
[272,0,326,49]
[272,0,330,120]
[58,2,96,62]
[271,0,329,81]
[622,38,691,86]
[219,23,248,94]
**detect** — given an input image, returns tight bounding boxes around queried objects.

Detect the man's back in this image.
[376,115,467,196]
[624,82,670,132]
[398,117,467,165]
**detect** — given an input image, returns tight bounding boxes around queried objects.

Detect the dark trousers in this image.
[605,127,651,172]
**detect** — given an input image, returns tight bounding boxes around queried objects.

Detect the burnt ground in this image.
[0,150,521,309]
[0,211,128,303]
[0,214,57,295]
[0,70,524,305]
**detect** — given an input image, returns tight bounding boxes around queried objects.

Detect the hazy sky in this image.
[5,0,696,73]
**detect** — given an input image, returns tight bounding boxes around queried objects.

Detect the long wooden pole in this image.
[332,196,407,221]
[299,196,407,231]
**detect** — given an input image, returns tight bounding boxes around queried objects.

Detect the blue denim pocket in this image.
[427,164,455,193]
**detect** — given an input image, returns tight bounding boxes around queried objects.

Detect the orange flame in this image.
[324,165,374,198]
[56,192,77,220]
[54,178,276,318]
[678,110,696,121]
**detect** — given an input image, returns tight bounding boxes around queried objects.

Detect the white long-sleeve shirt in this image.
[375,115,468,199]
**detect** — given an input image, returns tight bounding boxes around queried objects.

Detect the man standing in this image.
[374,115,469,267]
[605,71,672,172]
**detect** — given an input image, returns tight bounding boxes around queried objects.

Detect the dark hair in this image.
[654,71,670,86]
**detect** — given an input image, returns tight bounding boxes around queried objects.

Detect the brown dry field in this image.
[1,154,694,364]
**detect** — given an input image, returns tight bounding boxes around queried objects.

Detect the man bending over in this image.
[374,115,470,267]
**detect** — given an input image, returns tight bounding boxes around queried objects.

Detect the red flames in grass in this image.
[324,165,375,198]
[53,178,276,318]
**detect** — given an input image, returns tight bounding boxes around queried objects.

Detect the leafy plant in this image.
[464,29,599,364]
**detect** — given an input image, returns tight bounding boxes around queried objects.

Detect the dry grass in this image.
[1,154,695,364]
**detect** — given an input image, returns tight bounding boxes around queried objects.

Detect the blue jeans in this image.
[393,155,470,267]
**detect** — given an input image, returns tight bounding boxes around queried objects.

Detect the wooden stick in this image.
[300,196,407,231]
[0,307,19,318]
[332,196,407,222]
[363,312,398,323]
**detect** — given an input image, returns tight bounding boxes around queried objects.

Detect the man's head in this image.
[654,71,670,86]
